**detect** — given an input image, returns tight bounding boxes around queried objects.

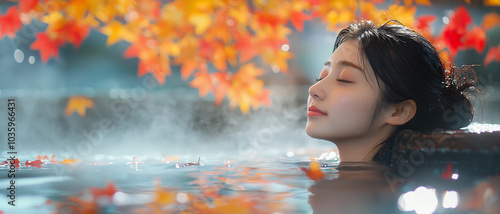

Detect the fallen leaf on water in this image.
[60,158,78,165]
[65,96,94,117]
[441,161,454,179]
[162,154,180,163]
[25,159,43,168]
[299,158,325,181]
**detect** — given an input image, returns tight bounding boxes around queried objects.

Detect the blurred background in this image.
[0,0,499,159]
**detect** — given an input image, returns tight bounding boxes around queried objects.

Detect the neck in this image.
[333,125,395,162]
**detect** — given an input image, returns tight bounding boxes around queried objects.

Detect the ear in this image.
[386,99,417,126]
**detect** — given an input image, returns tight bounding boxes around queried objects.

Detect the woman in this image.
[305,20,476,163]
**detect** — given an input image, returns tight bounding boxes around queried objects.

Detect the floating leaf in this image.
[299,159,325,181]
[65,96,94,117]
[60,158,79,164]
[25,159,43,168]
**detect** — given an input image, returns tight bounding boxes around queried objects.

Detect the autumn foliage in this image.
[1,0,499,114]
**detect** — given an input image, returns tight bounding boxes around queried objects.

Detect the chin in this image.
[306,126,330,141]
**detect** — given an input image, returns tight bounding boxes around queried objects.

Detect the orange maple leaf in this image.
[482,12,500,31]
[189,64,214,97]
[234,33,257,62]
[485,0,500,6]
[290,10,312,31]
[54,20,90,48]
[65,96,94,117]
[31,32,64,62]
[19,0,39,13]
[299,159,325,181]
[60,158,79,164]
[255,11,286,28]
[0,7,22,39]
[212,71,231,106]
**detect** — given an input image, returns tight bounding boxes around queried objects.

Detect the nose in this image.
[308,81,324,100]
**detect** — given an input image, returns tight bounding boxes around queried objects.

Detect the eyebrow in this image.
[337,60,364,72]
[323,60,364,73]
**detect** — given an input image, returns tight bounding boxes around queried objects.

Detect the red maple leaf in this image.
[234,33,257,62]
[0,7,22,39]
[19,0,39,13]
[31,32,64,62]
[55,21,90,48]
[463,26,485,53]
[440,6,472,56]
[5,158,21,167]
[25,160,43,168]
[255,11,285,28]
[415,15,436,31]
[484,45,500,67]
[290,11,312,32]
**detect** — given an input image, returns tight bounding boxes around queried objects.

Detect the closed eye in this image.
[336,79,352,83]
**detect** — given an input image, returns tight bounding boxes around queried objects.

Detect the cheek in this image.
[329,93,377,126]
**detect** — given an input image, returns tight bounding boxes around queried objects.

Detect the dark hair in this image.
[332,20,478,162]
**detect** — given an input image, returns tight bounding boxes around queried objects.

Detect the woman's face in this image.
[306,39,382,141]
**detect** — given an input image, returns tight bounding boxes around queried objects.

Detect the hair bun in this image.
[438,65,478,130]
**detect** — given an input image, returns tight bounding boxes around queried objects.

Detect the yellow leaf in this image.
[101,20,135,46]
[380,5,416,27]
[65,96,94,117]
[415,0,432,5]
[42,11,66,31]
[485,0,500,6]
[189,13,212,35]
[60,158,79,165]
[65,0,92,19]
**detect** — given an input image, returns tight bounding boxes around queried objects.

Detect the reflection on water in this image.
[0,146,499,213]
[309,160,500,214]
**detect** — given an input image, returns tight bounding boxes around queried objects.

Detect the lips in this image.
[307,106,327,117]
